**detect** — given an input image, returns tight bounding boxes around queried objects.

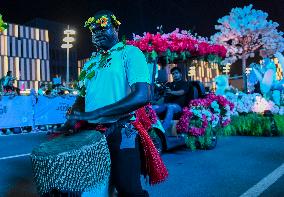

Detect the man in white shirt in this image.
[66,10,151,196]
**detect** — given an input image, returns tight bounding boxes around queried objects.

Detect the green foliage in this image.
[47,83,53,92]
[222,122,237,136]
[0,14,8,32]
[274,115,284,136]
[0,77,4,92]
[150,51,158,60]
[86,70,95,79]
[219,113,284,136]
[185,126,215,150]
[122,35,126,45]
[78,70,86,81]
[207,54,222,64]
[185,135,196,151]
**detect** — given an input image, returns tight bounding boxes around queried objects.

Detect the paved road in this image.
[0,132,284,197]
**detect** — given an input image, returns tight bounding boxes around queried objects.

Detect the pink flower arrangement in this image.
[176,107,193,132]
[127,29,227,63]
[190,114,209,136]
[204,94,235,112]
[176,94,234,136]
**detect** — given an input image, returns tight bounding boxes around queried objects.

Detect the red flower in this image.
[127,29,227,61]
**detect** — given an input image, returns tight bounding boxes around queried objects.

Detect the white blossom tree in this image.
[211,4,284,92]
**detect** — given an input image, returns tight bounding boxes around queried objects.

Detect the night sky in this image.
[1,0,284,59]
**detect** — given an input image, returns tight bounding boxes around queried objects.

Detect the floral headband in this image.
[84,14,121,32]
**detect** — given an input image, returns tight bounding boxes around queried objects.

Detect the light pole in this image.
[223,63,231,75]
[188,66,196,80]
[245,67,252,75]
[61,25,75,86]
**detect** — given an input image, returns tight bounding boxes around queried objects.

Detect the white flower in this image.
[279,107,284,115]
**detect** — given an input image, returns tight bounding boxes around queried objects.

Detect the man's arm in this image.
[166,82,187,96]
[69,82,151,121]
[167,89,185,96]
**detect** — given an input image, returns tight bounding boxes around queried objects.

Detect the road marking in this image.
[0,153,30,160]
[0,131,46,137]
[240,162,284,197]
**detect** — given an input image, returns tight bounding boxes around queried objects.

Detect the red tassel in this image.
[74,120,87,130]
[132,119,168,185]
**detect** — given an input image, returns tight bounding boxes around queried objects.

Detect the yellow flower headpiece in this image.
[84,14,121,32]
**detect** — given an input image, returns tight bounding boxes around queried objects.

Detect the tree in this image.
[211,4,284,92]
[0,14,8,33]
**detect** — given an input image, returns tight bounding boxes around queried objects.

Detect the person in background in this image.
[153,67,189,131]
[3,71,20,95]
[38,84,47,96]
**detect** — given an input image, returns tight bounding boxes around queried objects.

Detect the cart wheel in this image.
[149,129,164,154]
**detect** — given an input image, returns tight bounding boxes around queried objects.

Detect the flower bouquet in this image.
[176,94,234,150]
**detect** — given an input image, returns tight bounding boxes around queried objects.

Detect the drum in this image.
[31,130,111,196]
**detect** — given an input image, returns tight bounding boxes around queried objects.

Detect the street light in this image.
[245,68,252,75]
[188,66,196,76]
[223,64,231,75]
[61,25,75,86]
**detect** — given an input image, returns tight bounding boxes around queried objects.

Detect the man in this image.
[65,10,153,196]
[3,71,20,95]
[153,67,189,131]
[38,83,47,96]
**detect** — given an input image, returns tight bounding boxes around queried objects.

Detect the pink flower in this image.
[127,29,227,62]
[176,107,193,133]
[189,127,206,136]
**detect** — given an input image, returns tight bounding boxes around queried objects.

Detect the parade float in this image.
[127,28,226,87]
[127,29,230,150]
[127,4,284,151]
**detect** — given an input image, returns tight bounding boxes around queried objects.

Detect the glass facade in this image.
[77,58,89,76]
[0,23,50,90]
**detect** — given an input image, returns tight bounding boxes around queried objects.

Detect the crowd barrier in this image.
[0,95,76,129]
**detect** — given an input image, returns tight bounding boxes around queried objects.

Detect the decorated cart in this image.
[127,29,231,151]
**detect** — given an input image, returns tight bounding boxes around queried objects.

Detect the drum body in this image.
[31,130,111,196]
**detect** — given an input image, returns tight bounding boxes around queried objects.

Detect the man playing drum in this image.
[57,10,166,196]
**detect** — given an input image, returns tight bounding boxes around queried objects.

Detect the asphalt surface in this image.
[0,132,284,197]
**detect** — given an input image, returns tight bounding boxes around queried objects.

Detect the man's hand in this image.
[165,87,172,95]
[66,111,82,120]
[166,89,185,96]
[50,119,77,135]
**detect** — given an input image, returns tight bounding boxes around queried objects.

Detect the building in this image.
[0,23,50,90]
[26,18,78,84]
[77,58,89,75]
